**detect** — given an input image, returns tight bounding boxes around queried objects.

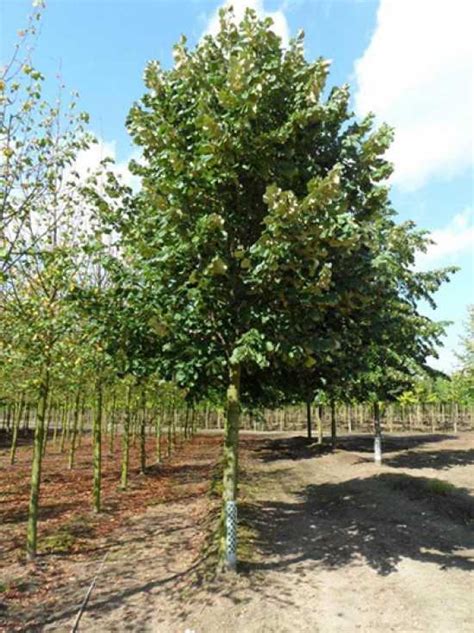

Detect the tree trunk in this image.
[10,393,25,465]
[60,403,69,453]
[219,363,241,572]
[68,391,81,470]
[184,405,189,439]
[139,386,147,475]
[306,399,312,440]
[374,401,382,465]
[317,405,323,445]
[167,405,173,458]
[92,381,103,512]
[42,401,52,456]
[27,369,50,560]
[330,400,337,450]
[120,384,132,490]
[4,403,13,432]
[22,403,31,431]
[155,408,162,464]
[108,390,117,454]
[52,404,60,446]
[172,407,178,447]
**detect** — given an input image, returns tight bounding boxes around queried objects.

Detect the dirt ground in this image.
[1,431,474,632]
[0,432,223,632]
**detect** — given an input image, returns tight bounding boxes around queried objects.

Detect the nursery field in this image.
[1,4,474,633]
[1,429,473,632]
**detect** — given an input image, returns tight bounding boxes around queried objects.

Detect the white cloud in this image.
[416,208,474,269]
[354,0,474,190]
[71,137,140,192]
[203,0,290,48]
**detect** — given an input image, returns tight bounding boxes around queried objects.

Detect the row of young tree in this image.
[1,5,470,570]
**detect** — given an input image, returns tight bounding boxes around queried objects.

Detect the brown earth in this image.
[1,431,474,632]
[0,431,223,632]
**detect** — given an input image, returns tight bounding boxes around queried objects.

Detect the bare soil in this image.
[1,431,474,632]
[0,432,223,632]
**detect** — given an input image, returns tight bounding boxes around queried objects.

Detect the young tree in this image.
[0,2,91,282]
[455,305,474,401]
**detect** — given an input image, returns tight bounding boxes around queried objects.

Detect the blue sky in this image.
[1,0,473,372]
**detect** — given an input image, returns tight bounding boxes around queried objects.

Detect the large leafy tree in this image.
[124,8,453,569]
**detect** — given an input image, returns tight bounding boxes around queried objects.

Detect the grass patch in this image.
[425,479,456,495]
[387,475,456,498]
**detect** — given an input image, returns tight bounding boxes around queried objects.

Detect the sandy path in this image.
[176,432,474,633]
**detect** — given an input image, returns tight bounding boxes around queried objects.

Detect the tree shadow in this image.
[385,449,474,470]
[0,501,78,525]
[253,435,333,462]
[336,433,457,454]
[242,472,474,577]
[0,428,36,449]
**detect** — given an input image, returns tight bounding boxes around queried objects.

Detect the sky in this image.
[1,0,473,372]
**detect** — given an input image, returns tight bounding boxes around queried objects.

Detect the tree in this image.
[455,305,474,400]
[0,2,91,283]
[124,8,453,570]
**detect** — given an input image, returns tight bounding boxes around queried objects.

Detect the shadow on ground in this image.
[241,472,474,577]
[384,449,474,470]
[336,433,457,454]
[252,434,460,463]
[253,435,333,462]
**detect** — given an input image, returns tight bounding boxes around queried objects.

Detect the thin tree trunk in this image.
[184,405,189,439]
[10,393,25,465]
[41,404,52,457]
[60,403,69,453]
[108,390,117,454]
[52,403,60,446]
[68,391,82,470]
[317,405,323,445]
[78,399,86,447]
[173,407,178,447]
[306,399,312,440]
[139,385,147,475]
[120,384,132,490]
[167,405,173,458]
[22,403,31,431]
[4,403,12,432]
[155,408,162,464]
[330,400,337,450]
[27,369,50,560]
[93,382,103,512]
[219,363,241,572]
[374,401,382,465]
